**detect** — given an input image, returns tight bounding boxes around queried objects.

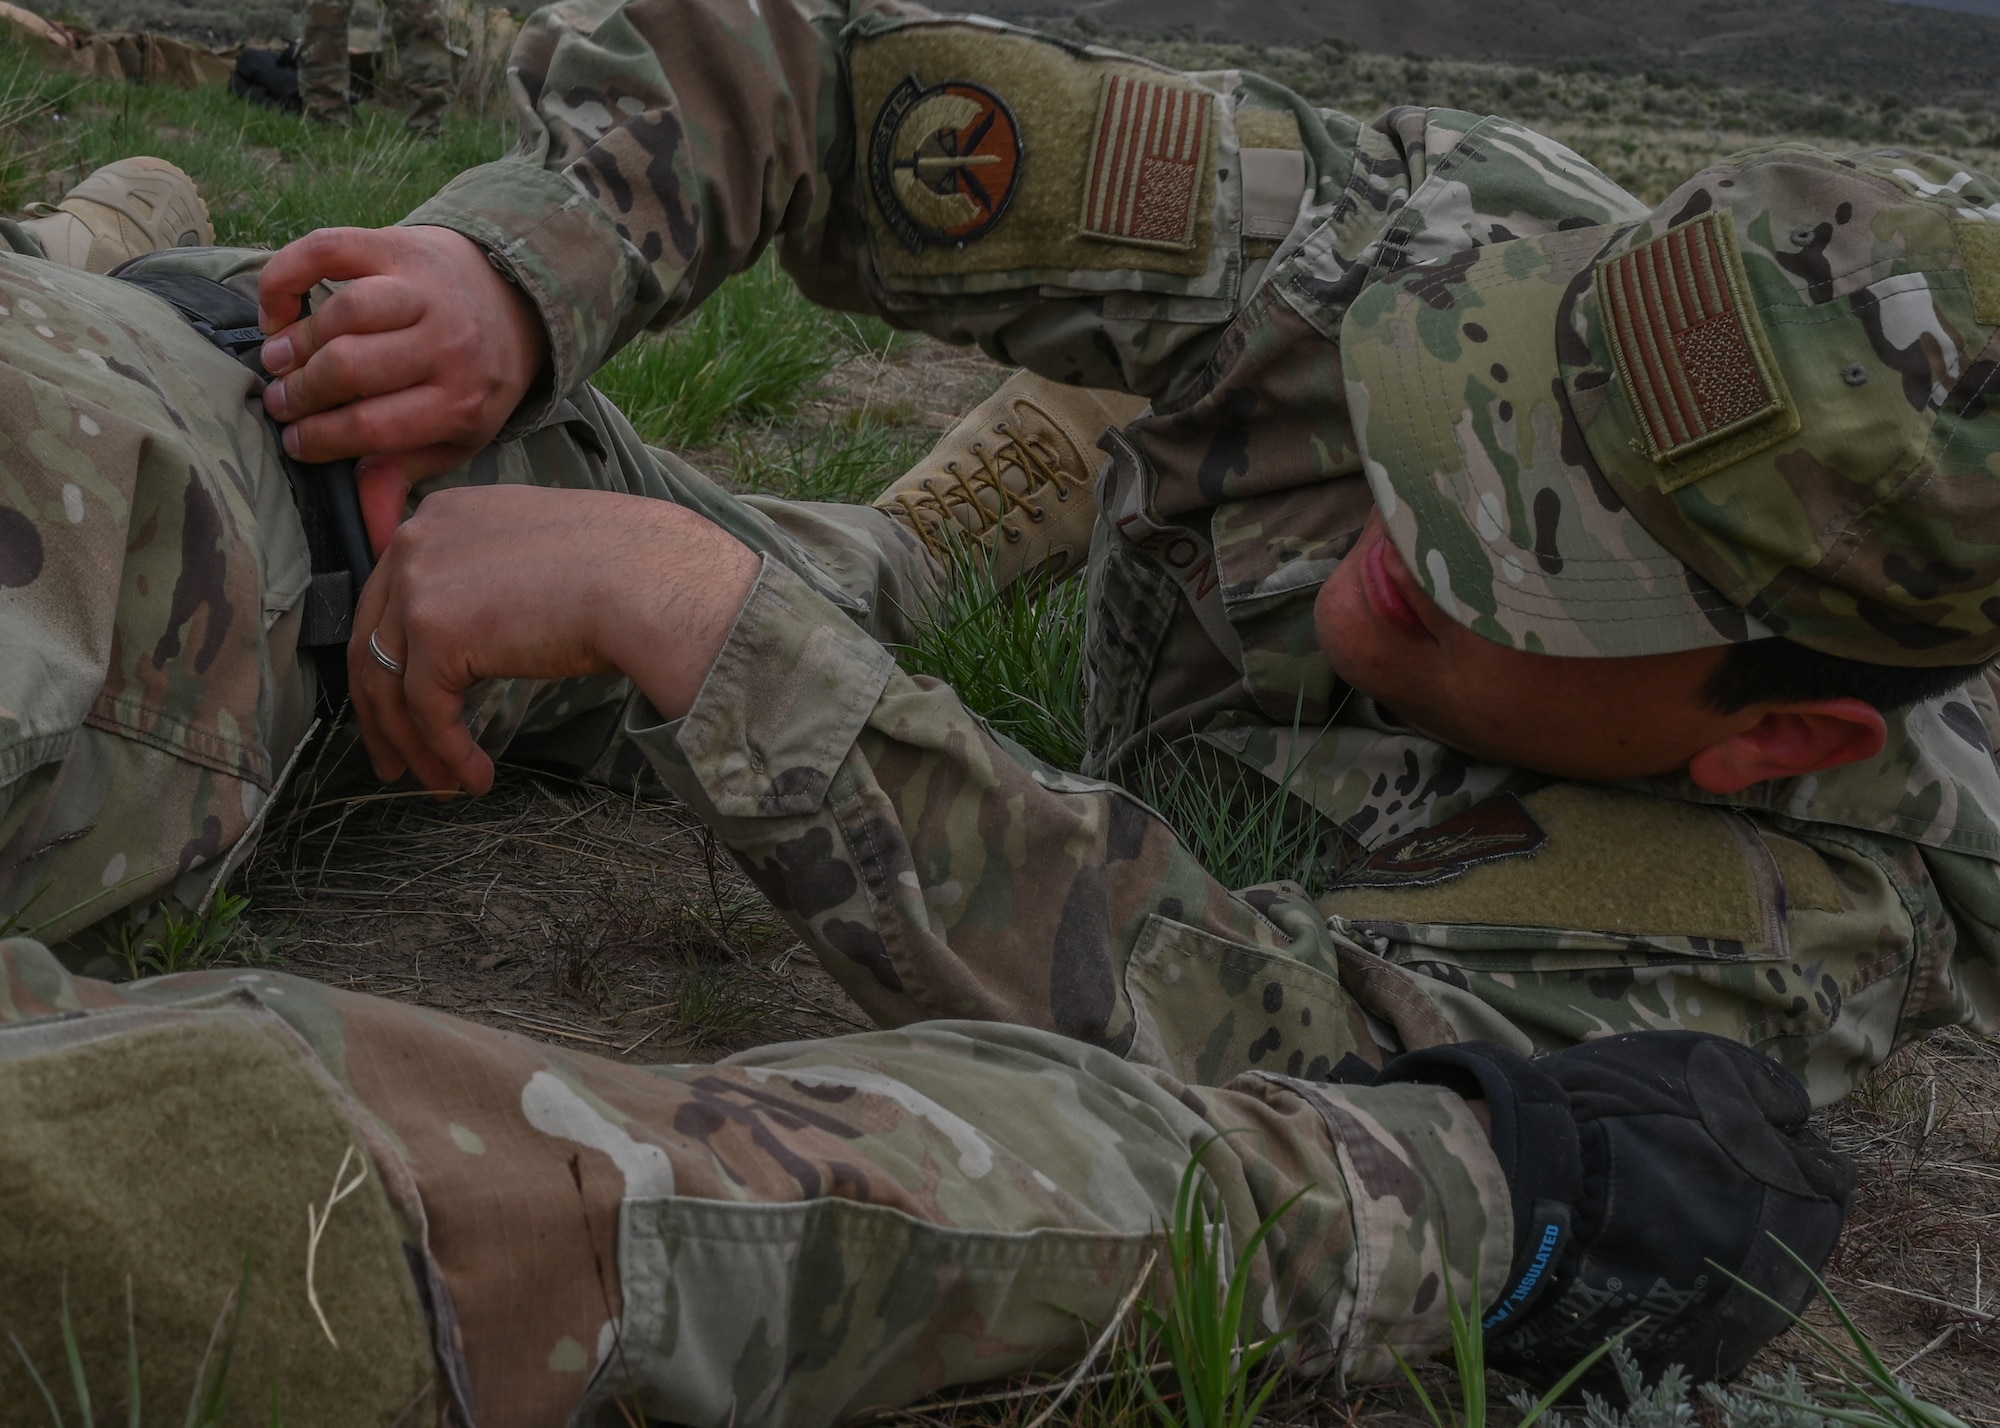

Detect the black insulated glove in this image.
[1373,1031,1855,1394]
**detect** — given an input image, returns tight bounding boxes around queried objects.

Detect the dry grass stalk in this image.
[305,1145,369,1350]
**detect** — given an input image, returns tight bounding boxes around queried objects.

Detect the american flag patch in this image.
[1600,212,1788,472]
[1081,75,1214,250]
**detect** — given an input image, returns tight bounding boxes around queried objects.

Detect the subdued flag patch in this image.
[1600,211,1789,480]
[1080,74,1213,250]
[1333,794,1549,891]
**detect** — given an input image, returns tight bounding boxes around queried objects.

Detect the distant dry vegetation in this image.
[20,0,2000,201]
[999,22,2000,206]
[954,0,2000,106]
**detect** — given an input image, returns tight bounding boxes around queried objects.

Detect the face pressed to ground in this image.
[1313,511,1862,787]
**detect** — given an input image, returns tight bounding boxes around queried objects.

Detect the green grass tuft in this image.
[593,252,905,450]
[12,1261,267,1428]
[0,28,508,233]
[1123,733,1342,892]
[117,890,271,978]
[891,548,1091,773]
[1133,1135,1303,1428]
[721,417,932,506]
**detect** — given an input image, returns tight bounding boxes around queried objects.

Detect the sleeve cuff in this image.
[401,160,647,436]
[625,557,897,819]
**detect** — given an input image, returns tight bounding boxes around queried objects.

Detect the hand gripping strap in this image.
[112,259,373,648]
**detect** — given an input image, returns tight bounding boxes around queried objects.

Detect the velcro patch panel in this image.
[1326,784,1778,950]
[850,23,1222,283]
[1598,211,1796,489]
[1955,218,2000,326]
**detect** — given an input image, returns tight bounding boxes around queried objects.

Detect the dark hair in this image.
[1700,638,1993,715]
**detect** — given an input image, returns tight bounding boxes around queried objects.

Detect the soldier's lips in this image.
[1363,531,1435,642]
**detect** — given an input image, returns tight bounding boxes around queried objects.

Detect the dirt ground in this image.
[237,331,2000,1424]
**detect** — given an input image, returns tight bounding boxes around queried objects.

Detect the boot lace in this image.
[885,416,1086,564]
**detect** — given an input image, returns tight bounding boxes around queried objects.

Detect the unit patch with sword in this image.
[867,75,1025,254]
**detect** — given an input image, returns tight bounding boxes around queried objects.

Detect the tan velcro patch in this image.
[1954,218,2000,326]
[1081,75,1215,251]
[1326,784,1779,951]
[849,23,1220,283]
[0,1007,438,1424]
[1599,211,1796,489]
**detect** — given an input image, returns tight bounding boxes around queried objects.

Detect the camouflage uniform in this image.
[300,0,454,134]
[8,2,2000,1098]
[0,223,942,962]
[0,221,1520,1423]
[0,10,1905,1417]
[389,0,2000,1106]
[0,933,1507,1422]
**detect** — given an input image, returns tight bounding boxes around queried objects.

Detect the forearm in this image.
[405,0,1350,416]
[402,0,866,425]
[629,558,1386,1078]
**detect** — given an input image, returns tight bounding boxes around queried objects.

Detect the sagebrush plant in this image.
[1702,1243,1974,1428]
[1387,1240,1977,1428]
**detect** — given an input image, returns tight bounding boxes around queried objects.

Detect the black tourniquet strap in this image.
[112,264,374,649]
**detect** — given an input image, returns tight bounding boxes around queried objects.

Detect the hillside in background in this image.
[940,0,2000,104]
[1886,0,2000,15]
[24,0,2000,103]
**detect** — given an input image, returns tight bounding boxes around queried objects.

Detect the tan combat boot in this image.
[19,158,214,273]
[875,371,1150,589]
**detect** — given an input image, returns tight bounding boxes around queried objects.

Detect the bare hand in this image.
[258,225,549,551]
[352,486,759,795]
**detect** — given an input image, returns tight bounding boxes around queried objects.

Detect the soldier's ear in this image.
[1685,699,1887,794]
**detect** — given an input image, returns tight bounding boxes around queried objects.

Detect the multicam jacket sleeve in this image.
[399,0,1357,427]
[632,553,1393,1083]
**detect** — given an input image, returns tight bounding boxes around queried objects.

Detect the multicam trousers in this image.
[0,936,1507,1426]
[300,0,455,134]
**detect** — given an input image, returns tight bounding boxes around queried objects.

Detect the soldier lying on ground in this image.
[247,0,2000,1110]
[0,161,1852,1428]
[4,0,1999,1407]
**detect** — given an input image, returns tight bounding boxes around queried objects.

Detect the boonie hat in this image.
[1343,144,2000,666]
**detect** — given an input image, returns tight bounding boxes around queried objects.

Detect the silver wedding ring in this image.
[367,629,407,676]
